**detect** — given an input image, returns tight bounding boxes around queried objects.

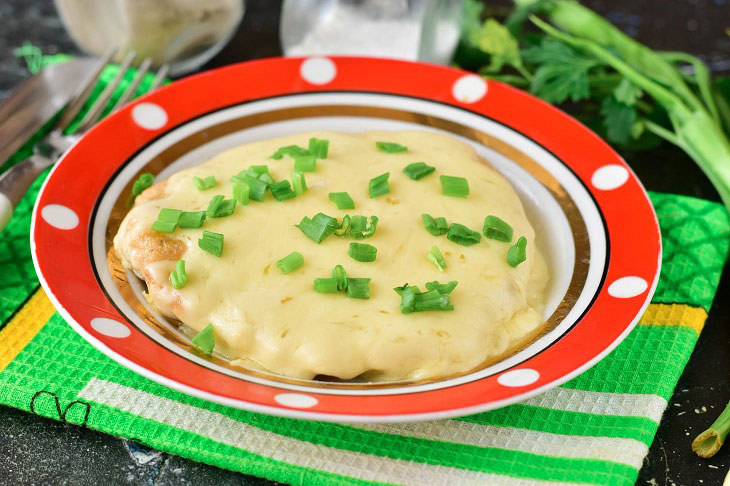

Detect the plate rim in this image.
[31,56,662,422]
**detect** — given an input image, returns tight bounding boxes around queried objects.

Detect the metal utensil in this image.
[0,58,98,167]
[0,52,169,232]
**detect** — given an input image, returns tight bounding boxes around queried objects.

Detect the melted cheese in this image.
[114,130,549,381]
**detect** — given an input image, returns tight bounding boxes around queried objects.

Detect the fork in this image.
[0,50,169,232]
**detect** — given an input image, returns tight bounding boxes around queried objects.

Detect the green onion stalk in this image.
[514,0,730,457]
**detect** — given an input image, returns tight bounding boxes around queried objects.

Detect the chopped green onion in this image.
[169,260,188,289]
[447,223,481,246]
[334,215,351,236]
[425,280,458,295]
[368,172,390,198]
[350,215,379,239]
[271,180,297,201]
[329,192,355,210]
[402,162,435,180]
[198,230,224,257]
[296,212,337,243]
[177,211,206,229]
[314,278,339,293]
[507,236,527,267]
[207,195,236,218]
[376,141,408,153]
[308,137,329,158]
[272,145,310,159]
[192,324,215,354]
[151,208,182,233]
[131,173,154,201]
[293,154,316,172]
[421,214,449,236]
[193,175,217,191]
[258,172,275,187]
[206,195,224,217]
[394,281,457,313]
[332,264,347,291]
[237,174,267,201]
[428,246,447,271]
[249,165,268,174]
[483,215,513,242]
[232,180,250,205]
[346,278,371,299]
[348,242,377,262]
[291,170,307,195]
[440,175,469,198]
[277,251,304,274]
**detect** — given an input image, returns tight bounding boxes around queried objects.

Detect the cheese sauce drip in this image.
[114,130,549,381]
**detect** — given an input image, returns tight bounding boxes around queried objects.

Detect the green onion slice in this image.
[291,170,307,195]
[232,180,250,205]
[198,230,224,257]
[207,196,236,218]
[425,280,458,295]
[421,213,449,236]
[193,175,217,191]
[296,212,337,243]
[394,281,457,313]
[334,215,351,236]
[348,242,377,262]
[206,195,224,217]
[151,208,182,233]
[440,175,469,198]
[293,154,317,172]
[350,215,379,239]
[272,145,310,159]
[314,278,339,293]
[177,211,206,229]
[192,324,215,354]
[402,162,435,180]
[131,173,154,201]
[345,278,371,299]
[447,223,481,246]
[271,180,297,201]
[329,192,355,210]
[376,141,408,153]
[332,264,347,291]
[368,172,390,198]
[276,251,304,274]
[428,246,447,271]
[308,137,330,158]
[169,260,188,289]
[483,215,513,242]
[507,236,527,267]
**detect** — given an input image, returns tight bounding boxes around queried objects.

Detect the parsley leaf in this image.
[613,78,642,105]
[476,19,525,74]
[601,95,638,144]
[523,40,598,103]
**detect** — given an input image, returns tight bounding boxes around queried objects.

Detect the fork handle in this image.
[0,155,53,233]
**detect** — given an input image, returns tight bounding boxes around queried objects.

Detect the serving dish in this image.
[31,57,661,422]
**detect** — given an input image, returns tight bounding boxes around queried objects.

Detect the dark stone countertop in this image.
[1,0,730,484]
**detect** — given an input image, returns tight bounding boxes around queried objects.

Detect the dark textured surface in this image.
[1,0,729,484]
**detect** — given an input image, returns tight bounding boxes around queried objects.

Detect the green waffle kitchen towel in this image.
[2,66,730,486]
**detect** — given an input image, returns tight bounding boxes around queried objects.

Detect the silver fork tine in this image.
[149,64,170,92]
[75,50,137,133]
[111,57,152,113]
[54,47,117,131]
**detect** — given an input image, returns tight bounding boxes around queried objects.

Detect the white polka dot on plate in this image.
[41,204,79,230]
[91,318,131,338]
[608,277,648,298]
[452,74,488,103]
[300,57,336,85]
[132,102,168,130]
[274,393,318,408]
[497,368,540,387]
[591,165,630,190]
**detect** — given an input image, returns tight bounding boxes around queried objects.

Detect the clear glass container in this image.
[54,0,245,75]
[280,0,463,65]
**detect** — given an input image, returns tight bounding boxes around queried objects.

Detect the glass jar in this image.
[280,0,463,65]
[54,0,245,75]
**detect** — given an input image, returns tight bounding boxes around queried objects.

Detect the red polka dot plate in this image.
[31,57,661,422]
